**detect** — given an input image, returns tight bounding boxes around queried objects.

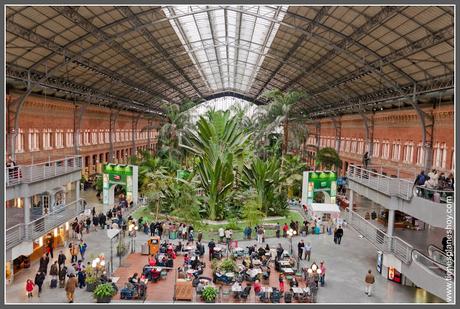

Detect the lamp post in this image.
[129,223,138,253]
[287,228,297,255]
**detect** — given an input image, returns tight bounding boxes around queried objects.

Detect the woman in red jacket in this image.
[26,279,35,298]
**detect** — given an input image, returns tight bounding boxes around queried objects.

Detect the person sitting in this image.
[257,247,266,259]
[150,268,161,282]
[166,257,174,268]
[290,276,299,287]
[129,273,139,284]
[265,244,270,251]
[175,242,183,253]
[184,254,190,266]
[253,280,262,296]
[177,267,186,279]
[148,255,156,267]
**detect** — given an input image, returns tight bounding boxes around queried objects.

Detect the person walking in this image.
[70,242,79,263]
[335,226,344,245]
[26,279,35,298]
[38,253,50,274]
[47,237,54,259]
[319,261,326,286]
[50,261,59,281]
[59,265,67,288]
[218,227,225,243]
[304,242,312,261]
[275,223,281,238]
[225,229,232,246]
[85,217,91,234]
[364,269,375,297]
[58,250,66,272]
[79,240,88,260]
[297,240,305,260]
[77,268,86,289]
[65,273,78,303]
[197,231,203,243]
[34,271,45,297]
[257,226,264,244]
[208,239,216,261]
[92,215,99,231]
[282,223,289,238]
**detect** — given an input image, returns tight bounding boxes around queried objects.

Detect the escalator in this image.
[427,244,452,267]
[400,248,454,301]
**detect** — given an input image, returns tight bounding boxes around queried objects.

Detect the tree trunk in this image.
[283,120,289,155]
[155,200,160,221]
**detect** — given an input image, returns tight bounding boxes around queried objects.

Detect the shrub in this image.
[201,286,218,302]
[93,283,116,298]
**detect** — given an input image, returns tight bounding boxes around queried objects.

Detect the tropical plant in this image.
[219,258,238,273]
[201,286,218,302]
[282,154,306,198]
[242,197,263,228]
[242,157,280,216]
[93,283,116,298]
[315,147,341,170]
[181,110,251,220]
[258,89,306,154]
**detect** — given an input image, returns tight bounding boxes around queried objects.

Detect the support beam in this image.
[7,73,32,160]
[410,84,434,171]
[132,114,141,158]
[348,189,354,223]
[315,121,321,150]
[73,103,86,155]
[109,110,119,162]
[146,119,152,153]
[360,111,374,160]
[332,117,341,153]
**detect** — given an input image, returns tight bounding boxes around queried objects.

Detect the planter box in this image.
[86,282,98,292]
[96,296,112,303]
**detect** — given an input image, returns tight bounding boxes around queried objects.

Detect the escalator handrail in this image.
[427,243,447,255]
[411,248,450,276]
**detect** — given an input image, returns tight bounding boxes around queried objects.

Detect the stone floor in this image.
[5,188,445,304]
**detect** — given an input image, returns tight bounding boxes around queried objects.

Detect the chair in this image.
[270,288,282,303]
[240,286,251,301]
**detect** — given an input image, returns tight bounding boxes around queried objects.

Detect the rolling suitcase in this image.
[50,279,58,288]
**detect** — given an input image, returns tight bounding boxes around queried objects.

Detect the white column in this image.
[348,189,354,222]
[24,197,31,238]
[387,209,395,237]
[75,180,80,201]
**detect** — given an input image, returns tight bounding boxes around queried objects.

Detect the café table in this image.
[280,260,291,267]
[292,287,304,296]
[282,268,295,275]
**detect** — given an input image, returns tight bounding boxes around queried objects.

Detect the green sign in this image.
[302,171,337,206]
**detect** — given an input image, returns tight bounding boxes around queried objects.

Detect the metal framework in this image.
[5,5,454,120]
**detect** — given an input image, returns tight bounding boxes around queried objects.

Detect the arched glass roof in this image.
[5,5,454,118]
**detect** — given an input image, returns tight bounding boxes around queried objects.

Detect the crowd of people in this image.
[415,169,455,193]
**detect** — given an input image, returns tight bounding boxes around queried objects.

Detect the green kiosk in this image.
[102,163,139,212]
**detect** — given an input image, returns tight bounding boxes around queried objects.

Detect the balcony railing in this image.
[347,165,414,200]
[6,199,86,251]
[5,156,82,187]
[415,186,454,204]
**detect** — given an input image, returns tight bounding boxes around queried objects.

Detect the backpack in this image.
[416,174,426,185]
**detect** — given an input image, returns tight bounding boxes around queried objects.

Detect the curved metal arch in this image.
[202,91,266,105]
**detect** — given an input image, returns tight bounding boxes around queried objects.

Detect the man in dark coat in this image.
[39,254,50,274]
[58,250,66,272]
[335,226,344,245]
[34,271,46,296]
[208,239,216,261]
[150,222,156,237]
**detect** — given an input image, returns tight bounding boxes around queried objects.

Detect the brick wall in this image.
[6,93,164,176]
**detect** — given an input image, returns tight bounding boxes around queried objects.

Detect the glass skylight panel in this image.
[163,5,287,94]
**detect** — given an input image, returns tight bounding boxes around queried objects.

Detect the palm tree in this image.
[259,89,306,155]
[180,110,250,220]
[315,147,341,170]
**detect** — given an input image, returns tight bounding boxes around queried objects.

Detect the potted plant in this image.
[85,274,99,292]
[201,286,218,303]
[219,258,237,273]
[93,283,116,303]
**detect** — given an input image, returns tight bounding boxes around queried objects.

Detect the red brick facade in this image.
[6,92,164,177]
[304,103,454,179]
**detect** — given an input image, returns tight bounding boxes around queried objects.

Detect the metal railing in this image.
[412,249,451,279]
[347,165,414,200]
[427,244,450,267]
[6,198,86,250]
[5,156,82,187]
[346,208,452,273]
[415,186,455,204]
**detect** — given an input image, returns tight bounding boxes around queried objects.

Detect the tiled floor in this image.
[6,189,445,304]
